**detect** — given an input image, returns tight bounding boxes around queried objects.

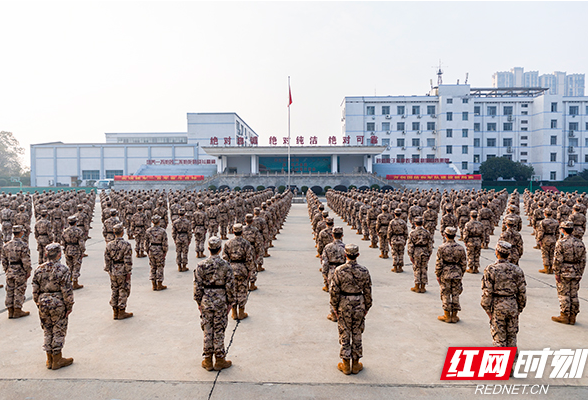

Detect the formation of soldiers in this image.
[306,185,587,374]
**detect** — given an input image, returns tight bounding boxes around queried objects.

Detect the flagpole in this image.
[288,76,291,190]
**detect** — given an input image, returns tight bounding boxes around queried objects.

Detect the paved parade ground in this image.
[1,200,588,399]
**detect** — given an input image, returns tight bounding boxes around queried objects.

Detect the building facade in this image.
[493,67,585,97]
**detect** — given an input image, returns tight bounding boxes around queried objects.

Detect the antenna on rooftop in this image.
[465,72,469,85]
[432,60,445,86]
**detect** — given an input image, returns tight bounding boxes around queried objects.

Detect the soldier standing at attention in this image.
[387,208,408,273]
[103,209,121,244]
[481,241,526,349]
[32,243,74,370]
[172,208,192,272]
[321,226,346,321]
[551,221,586,325]
[35,209,53,264]
[376,204,392,259]
[104,224,134,320]
[435,227,467,323]
[330,244,372,375]
[439,204,458,243]
[61,216,85,290]
[242,214,263,290]
[536,209,558,274]
[131,204,148,258]
[145,215,168,291]
[193,202,209,259]
[498,217,524,267]
[3,225,31,318]
[463,211,484,273]
[407,217,433,293]
[317,217,335,258]
[194,236,235,372]
[223,223,254,320]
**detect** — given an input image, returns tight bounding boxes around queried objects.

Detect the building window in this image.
[521,127,528,131]
[570,106,579,115]
[366,106,375,115]
[503,154,512,161]
[382,154,390,161]
[446,145,453,154]
[397,105,405,115]
[412,138,420,147]
[382,106,390,115]
[487,138,496,147]
[462,161,468,170]
[367,122,375,131]
[586,122,588,131]
[427,138,435,147]
[446,129,453,138]
[550,153,557,162]
[462,112,468,121]
[427,122,436,130]
[82,170,100,180]
[521,120,528,124]
[462,98,469,104]
[551,119,557,129]
[474,123,480,132]
[382,122,390,131]
[382,138,390,147]
[522,104,528,108]
[522,111,528,115]
[503,106,513,115]
[474,138,480,147]
[412,122,420,131]
[521,152,528,156]
[397,138,405,147]
[551,103,558,112]
[503,138,513,147]
[487,106,497,116]
[397,122,405,131]
[487,123,497,131]
[503,123,513,131]
[521,136,528,140]
[551,135,557,145]
[474,106,481,115]
[473,154,480,163]
[570,154,578,163]
[487,155,496,160]
[569,122,579,131]
[427,105,435,115]
[585,154,588,163]
[462,145,468,154]
[412,105,420,115]
[462,129,468,138]
[521,143,528,147]
[521,159,527,163]
[105,170,123,179]
[570,138,579,147]
[447,98,453,104]
[412,154,420,162]
[426,154,435,161]
[446,112,453,121]
[585,138,588,147]
[397,154,405,162]
[550,171,557,180]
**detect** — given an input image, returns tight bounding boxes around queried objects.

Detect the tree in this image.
[0,131,25,176]
[479,157,534,181]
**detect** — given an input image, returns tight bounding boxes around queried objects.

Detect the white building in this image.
[493,67,585,97]
[342,84,588,181]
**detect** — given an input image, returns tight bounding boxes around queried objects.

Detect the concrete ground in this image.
[1,200,588,399]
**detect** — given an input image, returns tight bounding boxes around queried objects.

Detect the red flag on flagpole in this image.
[288,85,292,107]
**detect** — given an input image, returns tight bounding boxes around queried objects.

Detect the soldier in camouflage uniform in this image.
[32,243,75,370]
[367,202,380,248]
[321,226,346,322]
[317,217,335,258]
[194,236,235,372]
[104,224,134,320]
[551,221,586,325]
[536,209,559,274]
[14,204,31,243]
[463,210,484,273]
[218,197,230,240]
[481,241,527,349]
[439,205,457,243]
[193,202,209,258]
[172,208,192,272]
[3,225,31,318]
[330,244,372,375]
[435,227,467,323]
[498,217,524,267]
[1,204,15,243]
[376,204,392,259]
[407,217,433,293]
[223,224,255,320]
[61,216,84,290]
[423,202,438,236]
[103,209,121,244]
[569,204,586,240]
[207,199,220,238]
[387,208,408,273]
[35,209,53,264]
[478,203,494,249]
[131,204,148,258]
[242,214,264,289]
[146,215,168,291]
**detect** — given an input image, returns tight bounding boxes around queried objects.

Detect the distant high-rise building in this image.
[493,67,584,96]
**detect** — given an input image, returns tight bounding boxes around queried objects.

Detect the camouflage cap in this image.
[110,209,118,215]
[414,216,424,224]
[561,221,574,229]
[544,208,553,215]
[322,211,329,217]
[233,223,243,233]
[573,204,582,211]
[45,243,61,258]
[345,243,359,256]
[179,208,186,214]
[394,208,402,214]
[444,227,457,236]
[113,223,124,234]
[318,204,325,210]
[12,225,23,234]
[496,240,512,253]
[208,236,222,249]
[245,213,254,220]
[470,210,478,217]
[382,204,389,211]
[197,202,204,208]
[137,204,144,210]
[326,217,334,225]
[152,214,161,222]
[68,215,78,223]
[333,226,344,234]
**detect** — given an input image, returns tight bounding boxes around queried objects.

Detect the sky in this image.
[2,1,588,167]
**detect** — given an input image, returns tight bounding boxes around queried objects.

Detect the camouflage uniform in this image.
[3,227,31,312]
[569,207,586,239]
[223,230,255,310]
[61,220,84,284]
[1,207,15,243]
[376,206,392,258]
[207,201,220,238]
[193,205,209,257]
[172,212,192,271]
[435,229,467,320]
[387,211,408,272]
[103,212,121,243]
[321,235,346,290]
[367,204,380,248]
[498,224,524,266]
[536,214,559,272]
[34,212,53,264]
[130,208,148,257]
[463,215,484,273]
[194,249,235,360]
[478,206,494,249]
[146,218,169,285]
[330,245,372,365]
[217,198,229,240]
[407,220,433,290]
[104,235,133,310]
[317,223,334,257]
[242,217,264,277]
[481,242,527,347]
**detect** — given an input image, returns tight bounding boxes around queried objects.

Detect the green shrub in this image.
[208,185,217,191]
[370,184,380,190]
[233,186,241,191]
[278,185,286,193]
[324,186,331,192]
[256,185,265,191]
[348,185,357,190]
[301,185,308,194]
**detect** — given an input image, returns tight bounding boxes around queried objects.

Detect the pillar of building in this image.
[331,155,338,173]
[364,155,373,173]
[251,154,258,174]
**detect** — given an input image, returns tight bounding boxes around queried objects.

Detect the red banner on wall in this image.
[114,175,205,181]
[386,174,482,181]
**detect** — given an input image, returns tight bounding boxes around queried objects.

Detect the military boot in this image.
[322,285,328,292]
[397,266,403,273]
[11,308,30,318]
[337,358,351,375]
[46,352,53,369]
[379,252,385,258]
[410,284,419,292]
[547,267,553,274]
[391,266,397,273]
[437,310,451,322]
[249,282,258,291]
[451,311,460,323]
[152,280,157,291]
[7,307,14,319]
[264,250,271,257]
[368,244,377,248]
[213,356,232,371]
[201,356,214,371]
[118,308,134,319]
[352,358,363,374]
[382,252,389,259]
[231,306,238,320]
[569,314,577,325]
[538,266,549,273]
[112,307,119,319]
[552,312,570,324]
[157,281,167,291]
[257,265,265,272]
[327,312,337,322]
[52,352,73,370]
[419,284,427,293]
[473,268,479,274]
[238,306,248,320]
[72,279,84,290]
[466,268,474,274]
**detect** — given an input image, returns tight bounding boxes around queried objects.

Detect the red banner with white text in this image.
[386,174,482,181]
[114,175,204,181]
